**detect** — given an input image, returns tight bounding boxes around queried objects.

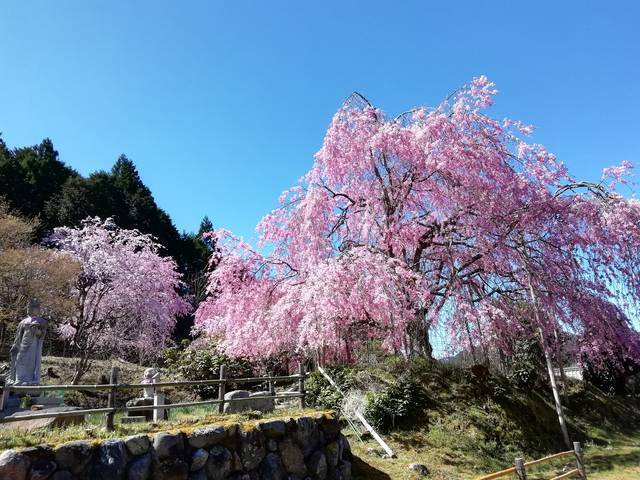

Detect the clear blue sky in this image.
[1,1,639,242]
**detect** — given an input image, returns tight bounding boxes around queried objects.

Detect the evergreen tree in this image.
[0,136,76,226]
[1,135,217,344]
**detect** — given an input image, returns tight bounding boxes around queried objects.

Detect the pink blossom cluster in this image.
[196,77,640,368]
[48,218,191,359]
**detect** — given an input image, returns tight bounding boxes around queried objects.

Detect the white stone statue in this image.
[141,367,160,399]
[8,299,47,386]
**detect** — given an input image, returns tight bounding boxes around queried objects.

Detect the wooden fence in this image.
[0,363,307,430]
[476,442,588,480]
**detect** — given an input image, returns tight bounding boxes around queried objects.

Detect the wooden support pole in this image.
[217,364,226,414]
[317,365,394,458]
[298,362,306,409]
[105,367,119,430]
[526,272,571,449]
[515,457,527,480]
[573,442,587,479]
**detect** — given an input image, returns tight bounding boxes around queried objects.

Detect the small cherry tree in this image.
[48,217,190,383]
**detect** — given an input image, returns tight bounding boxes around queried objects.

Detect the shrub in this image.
[364,378,428,433]
[583,358,639,395]
[506,338,544,390]
[305,366,355,412]
[162,343,255,399]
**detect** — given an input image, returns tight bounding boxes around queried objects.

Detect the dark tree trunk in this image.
[407,310,433,358]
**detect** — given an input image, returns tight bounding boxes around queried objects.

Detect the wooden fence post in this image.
[153,392,166,423]
[217,364,226,414]
[515,457,527,480]
[298,362,306,409]
[574,442,587,479]
[105,367,119,431]
[0,385,10,411]
[268,375,275,397]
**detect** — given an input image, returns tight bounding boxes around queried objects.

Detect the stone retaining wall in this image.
[0,413,351,480]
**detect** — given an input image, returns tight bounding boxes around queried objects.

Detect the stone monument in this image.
[123,368,167,422]
[141,367,160,399]
[8,299,47,386]
[1,300,83,428]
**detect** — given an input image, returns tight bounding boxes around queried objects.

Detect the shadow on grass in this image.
[352,456,392,480]
[587,449,640,474]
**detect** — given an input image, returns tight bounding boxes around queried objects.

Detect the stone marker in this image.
[141,367,160,399]
[223,390,275,413]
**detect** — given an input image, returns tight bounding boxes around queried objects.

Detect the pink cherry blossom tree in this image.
[196,78,640,444]
[197,77,640,363]
[48,217,191,383]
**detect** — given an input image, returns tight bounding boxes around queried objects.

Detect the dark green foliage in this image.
[162,342,255,399]
[364,378,428,433]
[505,338,544,390]
[305,366,354,412]
[45,155,183,257]
[583,358,639,395]
[0,136,210,273]
[0,137,77,230]
[0,135,215,343]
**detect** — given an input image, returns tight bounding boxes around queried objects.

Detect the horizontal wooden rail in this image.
[6,374,305,393]
[475,442,586,480]
[550,468,580,480]
[524,450,573,468]
[0,392,305,424]
[475,466,517,480]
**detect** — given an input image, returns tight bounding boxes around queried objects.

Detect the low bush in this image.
[305,366,355,412]
[364,378,428,433]
[505,338,544,390]
[162,342,255,398]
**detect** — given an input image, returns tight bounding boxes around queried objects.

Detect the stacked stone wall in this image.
[0,413,351,480]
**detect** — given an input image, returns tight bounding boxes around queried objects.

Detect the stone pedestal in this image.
[125,397,168,421]
[0,406,84,432]
[1,395,63,410]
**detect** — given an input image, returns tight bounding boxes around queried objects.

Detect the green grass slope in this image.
[307,360,640,479]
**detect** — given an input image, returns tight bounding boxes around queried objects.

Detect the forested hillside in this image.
[0,135,212,341]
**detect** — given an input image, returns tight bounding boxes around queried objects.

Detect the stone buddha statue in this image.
[8,299,47,386]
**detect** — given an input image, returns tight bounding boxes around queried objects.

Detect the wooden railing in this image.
[0,363,307,430]
[476,442,587,480]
